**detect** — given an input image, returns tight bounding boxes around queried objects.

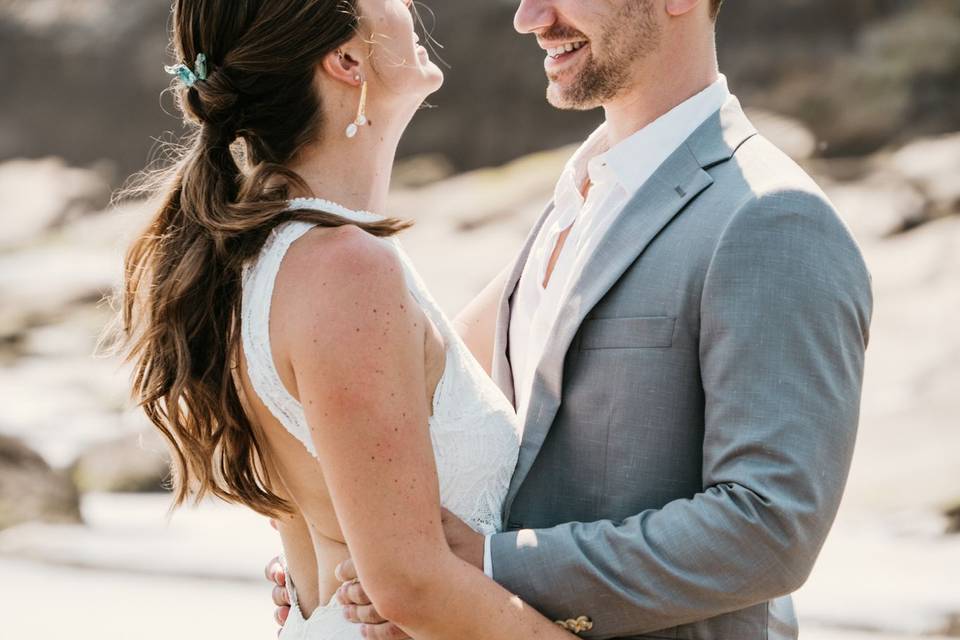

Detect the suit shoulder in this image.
[702,133,871,292]
[714,133,863,253]
[728,133,831,204]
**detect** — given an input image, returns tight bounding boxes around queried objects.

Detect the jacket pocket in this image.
[580,316,676,350]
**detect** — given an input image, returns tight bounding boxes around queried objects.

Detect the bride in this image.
[120,0,577,638]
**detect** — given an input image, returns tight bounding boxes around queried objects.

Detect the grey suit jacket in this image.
[488,98,873,640]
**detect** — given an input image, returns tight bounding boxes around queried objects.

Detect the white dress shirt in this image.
[483,75,732,578]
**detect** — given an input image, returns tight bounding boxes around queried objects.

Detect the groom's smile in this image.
[541,40,589,74]
[516,0,663,111]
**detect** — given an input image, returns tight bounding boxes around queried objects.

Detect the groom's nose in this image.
[514,0,556,35]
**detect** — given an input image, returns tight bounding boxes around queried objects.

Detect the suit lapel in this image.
[491,203,555,403]
[502,99,758,519]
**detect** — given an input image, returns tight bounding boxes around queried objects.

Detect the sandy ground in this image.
[0,495,278,639]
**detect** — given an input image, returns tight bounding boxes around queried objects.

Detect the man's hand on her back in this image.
[335,556,412,640]
[265,555,291,631]
[439,508,485,570]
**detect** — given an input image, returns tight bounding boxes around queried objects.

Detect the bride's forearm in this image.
[274,512,319,612]
[380,553,574,640]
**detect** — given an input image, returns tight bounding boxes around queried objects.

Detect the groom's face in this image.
[514,0,662,110]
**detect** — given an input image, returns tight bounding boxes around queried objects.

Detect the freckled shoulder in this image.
[280,224,402,290]
[271,224,420,354]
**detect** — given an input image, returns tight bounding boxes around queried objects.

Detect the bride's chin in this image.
[423,66,445,90]
[414,80,444,104]
[427,77,444,94]
[387,71,443,113]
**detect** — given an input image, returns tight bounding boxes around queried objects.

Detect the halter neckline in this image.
[287,197,385,224]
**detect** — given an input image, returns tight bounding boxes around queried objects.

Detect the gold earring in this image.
[346,75,368,139]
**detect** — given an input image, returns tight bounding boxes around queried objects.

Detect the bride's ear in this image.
[321,47,364,87]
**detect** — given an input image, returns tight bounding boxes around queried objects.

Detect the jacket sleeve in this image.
[489,189,874,638]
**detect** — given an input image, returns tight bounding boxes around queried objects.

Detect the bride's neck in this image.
[287,123,402,215]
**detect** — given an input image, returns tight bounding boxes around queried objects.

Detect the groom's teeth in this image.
[547,41,587,58]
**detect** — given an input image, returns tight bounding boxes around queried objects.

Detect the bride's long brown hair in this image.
[120,0,410,518]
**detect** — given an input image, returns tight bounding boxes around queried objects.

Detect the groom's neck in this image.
[601,39,719,147]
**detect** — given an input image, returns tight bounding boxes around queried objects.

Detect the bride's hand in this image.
[336,558,411,639]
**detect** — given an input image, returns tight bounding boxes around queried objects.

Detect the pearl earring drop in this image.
[346,74,368,139]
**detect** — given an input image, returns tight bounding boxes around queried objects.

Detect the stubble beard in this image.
[547,0,661,111]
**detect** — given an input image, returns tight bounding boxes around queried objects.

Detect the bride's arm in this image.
[452,264,511,375]
[272,510,318,615]
[278,228,572,640]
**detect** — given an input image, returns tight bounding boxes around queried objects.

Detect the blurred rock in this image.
[843,215,960,517]
[724,1,960,156]
[0,198,144,344]
[947,502,960,535]
[816,131,960,240]
[0,434,81,530]
[747,109,817,161]
[887,133,960,219]
[392,154,456,189]
[824,169,928,240]
[0,238,119,338]
[0,0,174,182]
[0,157,112,250]
[0,352,145,468]
[70,431,170,494]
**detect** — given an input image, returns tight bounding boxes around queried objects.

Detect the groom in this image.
[270,0,873,637]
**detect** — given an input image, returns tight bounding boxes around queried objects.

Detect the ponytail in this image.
[120,0,411,517]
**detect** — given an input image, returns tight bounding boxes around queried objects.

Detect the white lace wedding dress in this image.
[241,197,522,639]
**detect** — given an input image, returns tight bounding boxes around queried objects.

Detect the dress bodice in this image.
[240,197,521,536]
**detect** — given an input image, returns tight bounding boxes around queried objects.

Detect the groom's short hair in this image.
[711,0,724,19]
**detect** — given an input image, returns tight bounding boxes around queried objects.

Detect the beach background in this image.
[1,0,958,637]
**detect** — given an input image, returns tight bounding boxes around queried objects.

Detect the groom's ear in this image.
[320,46,363,87]
[665,0,703,17]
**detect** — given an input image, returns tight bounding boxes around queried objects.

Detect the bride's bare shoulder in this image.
[283,223,400,283]
[272,224,415,343]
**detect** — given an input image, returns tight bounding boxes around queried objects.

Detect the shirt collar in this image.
[552,125,610,212]
[561,74,732,201]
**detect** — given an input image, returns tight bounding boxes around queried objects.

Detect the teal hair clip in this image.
[164,53,208,88]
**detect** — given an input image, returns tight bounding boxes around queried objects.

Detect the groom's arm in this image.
[488,190,873,638]
[453,264,511,376]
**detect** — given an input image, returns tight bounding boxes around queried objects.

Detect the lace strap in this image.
[386,239,460,342]
[241,221,318,458]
